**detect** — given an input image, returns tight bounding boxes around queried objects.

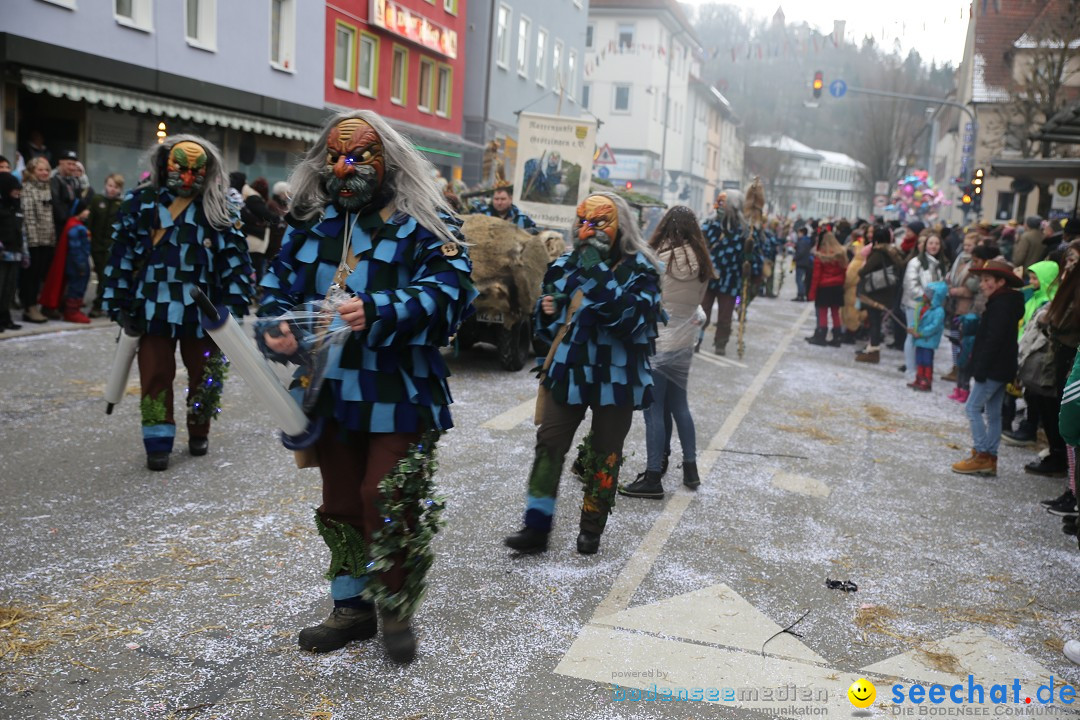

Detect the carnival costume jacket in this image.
[258,205,477,434]
[702,217,744,295]
[476,203,536,231]
[103,186,252,337]
[535,249,661,410]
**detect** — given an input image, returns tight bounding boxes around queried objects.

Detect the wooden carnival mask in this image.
[166,141,208,198]
[324,118,385,212]
[575,195,619,250]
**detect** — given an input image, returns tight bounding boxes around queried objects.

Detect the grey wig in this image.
[144,134,233,231]
[289,110,459,244]
[721,189,745,235]
[588,192,661,271]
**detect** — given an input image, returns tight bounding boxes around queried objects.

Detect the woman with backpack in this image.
[855,226,904,364]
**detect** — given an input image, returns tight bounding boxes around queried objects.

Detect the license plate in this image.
[477,312,504,324]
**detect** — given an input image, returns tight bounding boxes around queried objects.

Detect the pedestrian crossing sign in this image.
[594,143,617,165]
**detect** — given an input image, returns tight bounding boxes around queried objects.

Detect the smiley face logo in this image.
[848,678,876,708]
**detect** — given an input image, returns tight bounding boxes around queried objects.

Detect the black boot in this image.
[380,609,416,663]
[617,470,664,499]
[1025,454,1068,478]
[576,530,601,555]
[504,526,549,553]
[682,462,700,490]
[298,603,378,653]
[189,437,209,456]
[805,328,827,346]
[146,452,170,471]
[827,329,843,347]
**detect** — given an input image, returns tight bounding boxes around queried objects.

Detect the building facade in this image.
[585,0,744,217]
[462,0,588,188]
[1,0,326,187]
[747,135,870,220]
[326,0,472,181]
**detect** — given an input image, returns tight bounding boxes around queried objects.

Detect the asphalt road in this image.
[2,278,1079,720]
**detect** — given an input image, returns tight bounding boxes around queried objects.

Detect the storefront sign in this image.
[371,0,458,59]
[1052,177,1078,212]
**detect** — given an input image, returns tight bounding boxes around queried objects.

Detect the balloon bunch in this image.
[884,170,950,219]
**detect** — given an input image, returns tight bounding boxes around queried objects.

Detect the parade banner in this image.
[512,112,596,230]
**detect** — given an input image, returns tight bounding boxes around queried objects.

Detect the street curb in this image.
[0,317,113,341]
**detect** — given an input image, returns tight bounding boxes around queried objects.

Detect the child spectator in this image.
[61,201,91,323]
[951,260,1025,476]
[806,231,847,346]
[0,172,25,331]
[87,173,124,317]
[907,281,947,391]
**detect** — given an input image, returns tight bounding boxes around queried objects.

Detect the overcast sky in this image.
[682,0,971,67]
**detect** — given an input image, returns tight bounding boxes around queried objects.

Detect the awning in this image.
[990,157,1080,182]
[22,69,320,143]
[1034,100,1080,144]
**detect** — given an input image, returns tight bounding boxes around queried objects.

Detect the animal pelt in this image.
[461,214,551,323]
[744,176,766,229]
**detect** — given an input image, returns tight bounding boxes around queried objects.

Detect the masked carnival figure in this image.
[103,136,252,471]
[700,190,746,356]
[504,193,662,556]
[257,111,476,663]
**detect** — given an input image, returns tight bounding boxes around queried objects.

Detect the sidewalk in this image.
[0,315,112,340]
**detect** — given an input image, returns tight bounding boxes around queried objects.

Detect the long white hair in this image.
[587,192,660,271]
[144,134,233,230]
[289,110,459,244]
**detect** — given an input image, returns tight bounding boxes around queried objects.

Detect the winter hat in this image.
[969,259,1024,287]
[1064,218,1080,237]
[906,220,925,235]
[0,172,21,207]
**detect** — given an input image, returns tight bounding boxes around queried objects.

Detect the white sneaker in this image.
[1065,639,1080,665]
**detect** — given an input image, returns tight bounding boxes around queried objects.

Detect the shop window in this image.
[436,65,452,118]
[391,46,408,105]
[358,33,378,97]
[270,0,296,72]
[418,58,435,113]
[115,0,153,32]
[333,21,357,90]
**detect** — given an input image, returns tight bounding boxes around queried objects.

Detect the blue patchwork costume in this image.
[522,248,662,537]
[258,204,476,619]
[103,185,252,457]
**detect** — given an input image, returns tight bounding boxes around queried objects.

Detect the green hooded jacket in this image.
[1019,260,1059,340]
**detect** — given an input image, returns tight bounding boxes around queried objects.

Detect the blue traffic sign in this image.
[829,80,847,98]
[597,166,610,180]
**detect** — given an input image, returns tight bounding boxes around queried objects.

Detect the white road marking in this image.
[695,352,748,369]
[770,470,832,498]
[590,303,813,622]
[481,397,535,430]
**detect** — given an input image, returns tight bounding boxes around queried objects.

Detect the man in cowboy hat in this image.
[951,260,1025,477]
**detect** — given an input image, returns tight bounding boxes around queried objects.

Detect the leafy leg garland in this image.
[578,433,623,534]
[188,349,229,427]
[315,431,445,621]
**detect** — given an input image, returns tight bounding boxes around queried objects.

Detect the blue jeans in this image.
[966,379,1006,455]
[644,372,696,472]
[795,267,809,298]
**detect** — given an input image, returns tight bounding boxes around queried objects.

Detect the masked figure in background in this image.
[504,192,662,556]
[700,190,746,355]
[258,111,476,663]
[103,136,252,471]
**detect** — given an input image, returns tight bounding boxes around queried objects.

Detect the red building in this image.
[325,0,474,180]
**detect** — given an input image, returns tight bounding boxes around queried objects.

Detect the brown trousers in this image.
[138,334,216,440]
[315,419,422,593]
[700,290,738,351]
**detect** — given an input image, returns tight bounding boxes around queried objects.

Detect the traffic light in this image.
[971,168,984,213]
[812,71,823,99]
[961,192,973,206]
[625,180,633,190]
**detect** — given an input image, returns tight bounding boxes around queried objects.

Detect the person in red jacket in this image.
[806,231,848,346]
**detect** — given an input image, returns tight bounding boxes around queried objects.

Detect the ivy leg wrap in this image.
[187,348,229,429]
[314,510,370,580]
[361,430,445,620]
[580,438,624,535]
